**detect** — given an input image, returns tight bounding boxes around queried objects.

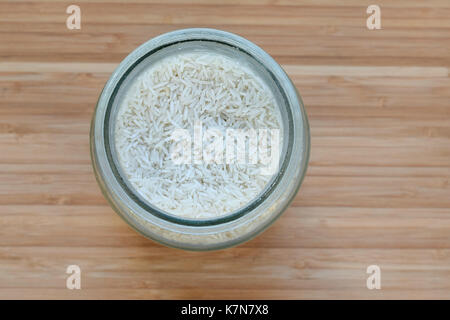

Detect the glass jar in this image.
[90,28,310,251]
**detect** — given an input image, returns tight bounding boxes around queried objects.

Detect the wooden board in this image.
[0,0,449,299]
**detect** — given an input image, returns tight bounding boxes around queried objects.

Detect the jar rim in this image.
[91,28,310,249]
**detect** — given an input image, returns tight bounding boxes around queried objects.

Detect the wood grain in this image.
[0,0,449,299]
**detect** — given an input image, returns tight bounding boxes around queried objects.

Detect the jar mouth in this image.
[103,36,295,227]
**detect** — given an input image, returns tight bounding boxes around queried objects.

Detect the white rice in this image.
[115,51,282,219]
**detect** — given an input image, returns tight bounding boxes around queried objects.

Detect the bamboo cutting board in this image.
[0,0,449,299]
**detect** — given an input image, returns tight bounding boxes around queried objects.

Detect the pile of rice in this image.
[115,51,281,219]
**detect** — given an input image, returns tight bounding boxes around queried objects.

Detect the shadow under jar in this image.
[90,28,310,251]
